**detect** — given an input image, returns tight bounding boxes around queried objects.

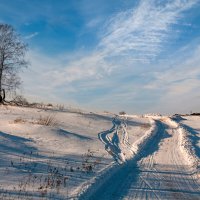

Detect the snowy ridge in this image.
[77,117,158,199]
[168,117,199,170]
[131,118,157,154]
[178,126,199,169]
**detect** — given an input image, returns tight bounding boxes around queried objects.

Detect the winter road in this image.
[80,118,200,200]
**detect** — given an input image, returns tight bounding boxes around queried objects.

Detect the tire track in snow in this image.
[170,128,199,199]
[163,119,199,199]
[78,117,200,200]
[98,117,133,164]
[78,118,159,200]
[125,121,164,200]
[127,119,200,200]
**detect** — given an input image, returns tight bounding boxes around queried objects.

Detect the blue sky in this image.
[0,0,200,114]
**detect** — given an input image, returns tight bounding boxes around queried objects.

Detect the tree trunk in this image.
[0,63,3,102]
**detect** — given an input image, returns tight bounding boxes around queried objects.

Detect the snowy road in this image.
[80,118,200,200]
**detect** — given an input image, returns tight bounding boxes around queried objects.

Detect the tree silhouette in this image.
[0,24,28,103]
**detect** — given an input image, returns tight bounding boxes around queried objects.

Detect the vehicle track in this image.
[98,117,133,163]
[79,118,200,200]
[120,119,200,200]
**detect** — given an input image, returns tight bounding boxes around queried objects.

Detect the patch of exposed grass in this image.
[13,117,26,124]
[36,114,58,126]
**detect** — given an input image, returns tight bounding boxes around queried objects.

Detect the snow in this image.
[0,105,151,199]
[0,106,199,199]
[131,118,157,154]
[79,116,200,200]
[177,116,200,169]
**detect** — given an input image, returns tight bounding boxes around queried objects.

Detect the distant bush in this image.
[14,117,26,123]
[119,111,126,115]
[13,95,29,106]
[190,113,200,116]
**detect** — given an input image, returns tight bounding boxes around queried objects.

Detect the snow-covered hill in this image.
[0,106,199,199]
[0,105,151,199]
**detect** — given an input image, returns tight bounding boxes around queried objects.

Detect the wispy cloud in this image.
[99,0,197,61]
[24,32,39,39]
[46,0,197,85]
[21,0,199,113]
[83,43,200,114]
[86,17,103,28]
[144,43,200,90]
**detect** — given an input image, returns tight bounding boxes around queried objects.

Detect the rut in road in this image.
[119,120,200,200]
[80,118,200,200]
[98,117,134,164]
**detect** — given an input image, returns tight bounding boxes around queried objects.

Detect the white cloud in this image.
[139,43,200,114]
[144,44,200,90]
[21,0,199,113]
[24,32,39,39]
[99,0,197,60]
[76,42,200,114]
[39,0,197,87]
[86,17,103,28]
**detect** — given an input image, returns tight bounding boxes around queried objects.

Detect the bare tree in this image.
[0,24,28,103]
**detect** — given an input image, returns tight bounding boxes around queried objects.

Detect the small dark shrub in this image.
[119,111,126,115]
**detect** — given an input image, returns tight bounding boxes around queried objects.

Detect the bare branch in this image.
[0,23,28,102]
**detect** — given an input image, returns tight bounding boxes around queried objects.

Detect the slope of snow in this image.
[161,116,199,169]
[131,118,157,154]
[175,116,200,169]
[1,105,199,200]
[0,105,150,199]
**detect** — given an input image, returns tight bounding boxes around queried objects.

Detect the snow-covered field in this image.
[0,105,199,199]
[0,105,150,199]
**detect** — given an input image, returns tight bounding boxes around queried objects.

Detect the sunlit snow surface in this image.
[0,105,149,199]
[0,106,199,199]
